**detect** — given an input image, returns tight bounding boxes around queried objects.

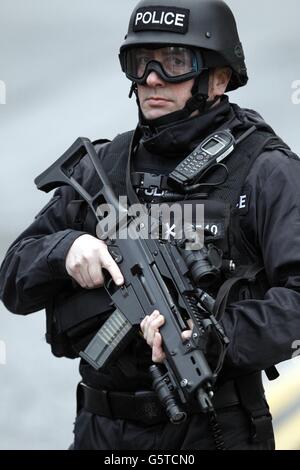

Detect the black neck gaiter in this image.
[138,95,233,160]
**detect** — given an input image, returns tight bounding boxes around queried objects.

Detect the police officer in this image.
[1,0,300,450]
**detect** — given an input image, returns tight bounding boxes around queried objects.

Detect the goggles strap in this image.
[185,70,210,114]
[129,82,137,98]
[185,70,219,115]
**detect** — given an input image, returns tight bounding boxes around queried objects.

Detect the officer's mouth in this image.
[145,97,172,106]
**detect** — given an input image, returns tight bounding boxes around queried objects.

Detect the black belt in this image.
[78,381,240,426]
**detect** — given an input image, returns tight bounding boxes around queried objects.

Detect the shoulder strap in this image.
[207,129,282,208]
[212,130,285,313]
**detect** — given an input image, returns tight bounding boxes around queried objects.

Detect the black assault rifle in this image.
[35,137,229,423]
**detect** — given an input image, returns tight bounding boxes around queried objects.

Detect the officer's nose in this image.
[146,71,165,87]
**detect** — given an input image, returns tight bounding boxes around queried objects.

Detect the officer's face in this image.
[137,66,232,121]
[137,72,195,121]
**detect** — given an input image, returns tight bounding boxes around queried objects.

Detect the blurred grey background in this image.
[0,0,300,450]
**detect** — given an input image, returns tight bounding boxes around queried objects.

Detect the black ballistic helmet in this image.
[120,0,248,92]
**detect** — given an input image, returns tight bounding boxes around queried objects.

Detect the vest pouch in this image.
[45,288,113,359]
[150,198,231,256]
[192,198,231,259]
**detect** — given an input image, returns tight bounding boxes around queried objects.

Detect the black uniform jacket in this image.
[1,98,300,391]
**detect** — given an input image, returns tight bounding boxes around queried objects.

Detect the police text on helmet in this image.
[133,6,189,34]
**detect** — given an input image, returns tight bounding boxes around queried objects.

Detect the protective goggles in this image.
[120,46,205,84]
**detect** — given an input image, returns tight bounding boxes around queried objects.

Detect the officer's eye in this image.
[165,56,186,68]
[137,56,151,68]
[173,57,185,66]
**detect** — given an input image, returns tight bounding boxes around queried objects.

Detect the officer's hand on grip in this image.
[141,311,192,363]
[65,234,124,289]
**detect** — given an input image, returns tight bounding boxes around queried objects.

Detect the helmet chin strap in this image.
[130,70,219,129]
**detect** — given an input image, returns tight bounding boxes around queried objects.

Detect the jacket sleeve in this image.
[0,185,87,315]
[221,150,300,375]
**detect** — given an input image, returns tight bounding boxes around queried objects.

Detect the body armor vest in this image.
[83,122,290,309]
[44,112,294,440]
[47,110,292,362]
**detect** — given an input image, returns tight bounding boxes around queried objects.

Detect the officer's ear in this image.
[208,67,232,98]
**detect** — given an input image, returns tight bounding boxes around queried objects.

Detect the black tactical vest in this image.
[46,116,292,360]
